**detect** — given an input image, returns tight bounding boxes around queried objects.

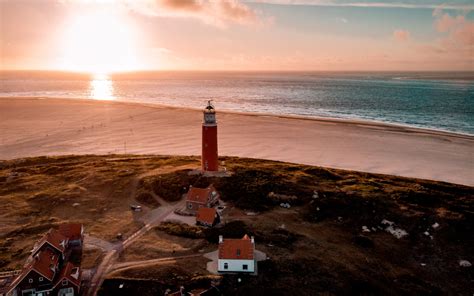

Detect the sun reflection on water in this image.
[90,73,115,100]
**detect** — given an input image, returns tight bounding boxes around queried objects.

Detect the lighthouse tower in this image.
[202,101,218,172]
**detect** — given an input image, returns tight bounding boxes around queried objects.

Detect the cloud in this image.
[393,29,410,42]
[416,6,474,61]
[125,0,262,27]
[434,9,474,47]
[251,0,474,10]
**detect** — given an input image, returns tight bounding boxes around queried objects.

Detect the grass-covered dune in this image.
[0,155,472,295]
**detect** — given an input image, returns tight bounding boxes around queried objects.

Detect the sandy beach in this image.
[0,97,472,186]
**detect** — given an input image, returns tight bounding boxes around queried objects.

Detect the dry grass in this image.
[81,248,105,269]
[119,230,207,262]
[2,154,473,295]
[0,155,199,270]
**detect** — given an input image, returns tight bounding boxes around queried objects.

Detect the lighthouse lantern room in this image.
[202,101,219,172]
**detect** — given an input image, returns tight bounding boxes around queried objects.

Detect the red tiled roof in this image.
[53,262,81,289]
[186,185,217,204]
[7,248,59,292]
[58,223,83,241]
[218,235,254,260]
[32,248,59,281]
[196,207,217,225]
[33,229,68,255]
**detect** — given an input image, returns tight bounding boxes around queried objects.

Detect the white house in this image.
[217,234,255,273]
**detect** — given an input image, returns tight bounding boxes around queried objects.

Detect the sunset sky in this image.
[1,0,473,72]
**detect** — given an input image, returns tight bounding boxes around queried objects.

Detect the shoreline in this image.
[5,96,474,140]
[1,97,473,186]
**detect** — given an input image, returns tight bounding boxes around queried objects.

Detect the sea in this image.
[1,71,473,135]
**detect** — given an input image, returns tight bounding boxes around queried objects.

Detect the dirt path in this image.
[108,254,203,275]
[84,234,117,252]
[84,167,192,296]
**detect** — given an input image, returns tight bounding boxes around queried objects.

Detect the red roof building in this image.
[217,235,255,273]
[51,262,81,295]
[58,223,84,247]
[185,184,220,214]
[196,207,220,227]
[31,229,68,257]
[5,224,83,296]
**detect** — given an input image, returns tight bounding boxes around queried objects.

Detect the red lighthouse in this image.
[202,101,219,172]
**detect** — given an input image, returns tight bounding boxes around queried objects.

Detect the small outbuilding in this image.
[185,184,220,214]
[196,207,220,227]
[58,223,84,247]
[218,234,255,273]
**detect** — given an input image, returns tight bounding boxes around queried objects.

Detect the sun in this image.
[60,10,141,73]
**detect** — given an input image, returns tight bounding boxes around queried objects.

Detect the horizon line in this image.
[249,1,474,10]
[2,69,474,74]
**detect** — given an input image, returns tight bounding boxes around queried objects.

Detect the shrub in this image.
[155,222,204,239]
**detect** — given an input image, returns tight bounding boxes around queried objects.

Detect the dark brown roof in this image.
[196,207,217,225]
[58,223,83,241]
[186,185,217,204]
[218,235,254,260]
[53,262,81,289]
[32,248,59,281]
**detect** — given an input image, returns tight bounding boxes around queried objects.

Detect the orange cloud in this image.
[434,10,474,47]
[393,29,410,42]
[128,0,261,27]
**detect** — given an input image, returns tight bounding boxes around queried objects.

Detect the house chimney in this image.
[219,235,223,243]
[251,236,255,244]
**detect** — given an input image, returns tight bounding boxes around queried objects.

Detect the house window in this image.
[236,249,241,257]
[58,287,74,296]
[224,263,228,269]
[28,278,33,283]
[62,279,68,286]
[39,277,43,282]
[243,264,248,270]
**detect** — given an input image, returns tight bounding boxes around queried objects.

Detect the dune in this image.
[0,97,472,186]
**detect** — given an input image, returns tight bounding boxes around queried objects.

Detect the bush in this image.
[135,191,160,208]
[204,220,254,243]
[155,222,204,239]
[215,169,302,211]
[151,171,197,202]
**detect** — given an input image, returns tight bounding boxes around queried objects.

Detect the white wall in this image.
[217,259,255,273]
